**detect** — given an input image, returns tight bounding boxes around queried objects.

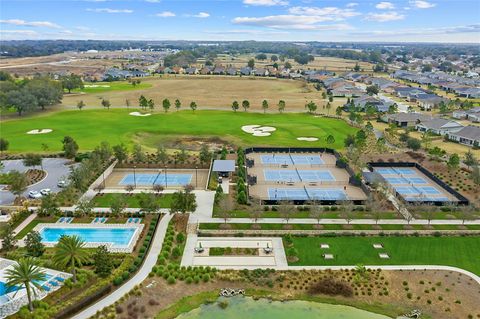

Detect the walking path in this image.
[197,217,480,225]
[12,213,37,236]
[71,213,172,319]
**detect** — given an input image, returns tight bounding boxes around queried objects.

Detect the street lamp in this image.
[165,166,168,188]
[133,165,137,188]
[195,165,198,188]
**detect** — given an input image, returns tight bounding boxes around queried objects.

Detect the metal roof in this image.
[212,160,236,172]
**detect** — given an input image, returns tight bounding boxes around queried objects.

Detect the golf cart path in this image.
[71,213,172,319]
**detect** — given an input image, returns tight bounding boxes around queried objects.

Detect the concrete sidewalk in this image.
[71,213,172,319]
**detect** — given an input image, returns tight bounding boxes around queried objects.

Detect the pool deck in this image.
[21,223,144,253]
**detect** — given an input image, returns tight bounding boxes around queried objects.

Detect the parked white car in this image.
[57,180,67,188]
[28,191,42,199]
[40,188,51,196]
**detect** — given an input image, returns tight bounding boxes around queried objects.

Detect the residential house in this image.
[453,107,480,122]
[171,66,184,74]
[415,118,463,136]
[455,87,480,99]
[213,66,225,75]
[382,112,432,127]
[347,95,392,113]
[448,126,480,147]
[200,66,213,75]
[240,67,252,76]
[413,93,447,110]
[185,67,198,75]
[226,67,238,76]
[253,68,269,77]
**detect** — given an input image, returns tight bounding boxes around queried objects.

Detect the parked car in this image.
[57,180,67,188]
[40,188,51,196]
[28,191,42,199]
[217,176,223,183]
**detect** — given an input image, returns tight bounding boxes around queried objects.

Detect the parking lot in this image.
[0,158,73,205]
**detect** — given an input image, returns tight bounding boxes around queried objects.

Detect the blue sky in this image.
[1,0,479,42]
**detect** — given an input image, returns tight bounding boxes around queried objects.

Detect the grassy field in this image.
[90,193,173,208]
[61,76,347,111]
[72,81,152,94]
[1,109,357,152]
[288,236,480,275]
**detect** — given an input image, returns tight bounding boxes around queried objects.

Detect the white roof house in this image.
[448,126,480,147]
[415,118,464,136]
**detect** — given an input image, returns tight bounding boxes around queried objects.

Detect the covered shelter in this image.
[212,160,236,177]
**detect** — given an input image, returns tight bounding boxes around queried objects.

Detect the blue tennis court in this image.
[405,196,450,202]
[119,173,192,186]
[395,185,440,196]
[376,167,416,175]
[261,154,324,165]
[384,176,427,185]
[417,186,441,194]
[298,170,335,182]
[268,188,309,200]
[264,170,299,182]
[307,188,347,200]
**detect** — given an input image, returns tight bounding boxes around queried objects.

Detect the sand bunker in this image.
[27,129,53,135]
[297,137,319,142]
[129,112,151,117]
[241,125,276,137]
[84,85,111,88]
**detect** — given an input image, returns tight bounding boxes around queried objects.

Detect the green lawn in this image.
[212,209,400,219]
[90,193,174,208]
[288,236,480,275]
[1,110,357,152]
[72,81,152,94]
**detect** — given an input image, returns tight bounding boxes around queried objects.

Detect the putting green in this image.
[72,81,152,94]
[0,109,357,152]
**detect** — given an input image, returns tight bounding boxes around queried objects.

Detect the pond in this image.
[176,296,392,319]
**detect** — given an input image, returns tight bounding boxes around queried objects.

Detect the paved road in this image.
[71,213,172,319]
[0,158,74,205]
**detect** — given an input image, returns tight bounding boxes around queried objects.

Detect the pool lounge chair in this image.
[135,218,142,223]
[92,218,98,223]
[57,217,65,223]
[41,285,51,292]
[54,276,65,282]
[66,217,73,223]
[126,218,133,223]
[101,217,107,223]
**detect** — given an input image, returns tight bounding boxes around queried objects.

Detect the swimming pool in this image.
[39,227,137,248]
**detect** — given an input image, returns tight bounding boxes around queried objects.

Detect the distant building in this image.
[448,126,480,147]
[415,118,463,136]
[382,112,432,127]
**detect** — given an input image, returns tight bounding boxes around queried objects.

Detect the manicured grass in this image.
[1,109,357,152]
[288,236,480,275]
[155,290,219,319]
[14,218,55,239]
[72,81,152,94]
[89,193,174,208]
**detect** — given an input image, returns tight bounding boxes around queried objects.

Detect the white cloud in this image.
[243,0,289,7]
[192,12,210,18]
[410,0,436,8]
[156,11,175,17]
[0,30,38,35]
[145,0,160,2]
[233,15,352,30]
[346,2,358,7]
[0,19,61,28]
[288,6,361,20]
[352,24,480,37]
[86,8,133,13]
[365,11,405,22]
[375,2,395,9]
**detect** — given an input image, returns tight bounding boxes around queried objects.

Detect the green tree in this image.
[138,192,161,213]
[61,74,83,93]
[53,235,89,283]
[366,85,379,95]
[199,145,212,165]
[472,166,480,189]
[132,144,145,163]
[38,194,60,217]
[271,55,278,62]
[447,153,460,170]
[325,102,332,115]
[62,136,79,159]
[1,225,17,251]
[147,99,155,111]
[305,101,317,113]
[155,145,169,165]
[242,100,250,112]
[335,106,343,117]
[77,100,85,110]
[162,98,171,112]
[175,99,181,111]
[25,77,63,111]
[75,199,93,217]
[23,153,43,170]
[326,135,335,145]
[25,231,45,257]
[0,138,9,154]
[139,95,148,109]
[247,59,255,68]
[9,170,28,197]
[464,150,478,169]
[7,89,38,116]
[110,194,127,216]
[93,245,113,277]
[113,143,128,164]
[170,186,197,213]
[190,101,197,112]
[5,257,46,312]
[388,103,398,114]
[278,100,286,113]
[284,61,292,69]
[261,100,269,113]
[231,100,239,112]
[407,137,422,151]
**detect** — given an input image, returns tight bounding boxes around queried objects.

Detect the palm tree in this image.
[5,257,45,312]
[54,235,89,283]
